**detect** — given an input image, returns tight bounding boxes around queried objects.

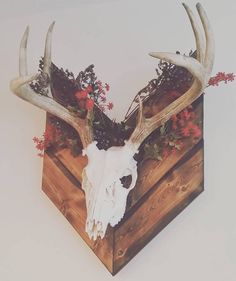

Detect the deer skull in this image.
[10,3,214,240]
[82,141,138,240]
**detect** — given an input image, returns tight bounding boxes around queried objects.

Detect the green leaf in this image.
[160,124,166,136]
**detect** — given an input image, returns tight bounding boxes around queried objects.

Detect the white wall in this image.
[0,0,236,280]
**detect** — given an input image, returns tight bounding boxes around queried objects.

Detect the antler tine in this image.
[149,3,214,84]
[19,26,29,76]
[182,3,205,63]
[10,24,93,149]
[149,53,206,85]
[42,21,55,98]
[43,21,55,75]
[129,3,214,147]
[196,3,214,72]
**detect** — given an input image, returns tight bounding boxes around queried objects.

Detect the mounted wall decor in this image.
[10,2,216,275]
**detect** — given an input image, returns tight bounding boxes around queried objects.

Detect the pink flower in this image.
[105,83,110,91]
[107,102,113,110]
[208,72,235,86]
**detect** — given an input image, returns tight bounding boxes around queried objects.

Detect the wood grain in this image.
[42,152,114,273]
[55,149,87,184]
[113,147,203,274]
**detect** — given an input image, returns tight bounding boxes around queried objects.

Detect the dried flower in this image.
[105,83,110,91]
[191,125,202,138]
[181,127,191,137]
[75,90,88,100]
[33,123,61,157]
[181,109,191,121]
[86,99,95,110]
[107,102,114,110]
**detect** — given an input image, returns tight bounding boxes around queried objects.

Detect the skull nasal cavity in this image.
[120,175,132,189]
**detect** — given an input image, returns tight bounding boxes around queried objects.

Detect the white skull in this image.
[82,141,138,240]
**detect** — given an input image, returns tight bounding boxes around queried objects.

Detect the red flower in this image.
[191,125,202,138]
[181,109,191,121]
[181,127,190,137]
[86,99,95,110]
[75,90,88,100]
[171,114,178,122]
[36,140,45,151]
[226,73,235,82]
[186,121,195,130]
[44,124,55,143]
[85,85,93,94]
[107,102,113,110]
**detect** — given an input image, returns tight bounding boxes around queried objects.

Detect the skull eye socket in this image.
[120,175,132,189]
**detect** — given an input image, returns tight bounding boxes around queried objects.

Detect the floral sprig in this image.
[208,72,235,87]
[142,71,235,162]
[33,124,62,157]
[74,81,113,112]
[33,56,235,159]
[143,103,201,162]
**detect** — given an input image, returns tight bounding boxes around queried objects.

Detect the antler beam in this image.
[10,23,93,148]
[129,3,214,147]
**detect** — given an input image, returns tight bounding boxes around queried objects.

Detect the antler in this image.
[129,3,214,147]
[10,23,93,148]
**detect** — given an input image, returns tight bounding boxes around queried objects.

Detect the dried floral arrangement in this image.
[32,59,234,162]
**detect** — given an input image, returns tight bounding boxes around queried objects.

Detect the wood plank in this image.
[113,147,203,274]
[54,149,87,184]
[42,152,114,273]
[127,98,203,210]
[128,139,202,210]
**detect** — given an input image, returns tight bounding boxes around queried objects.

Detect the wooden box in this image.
[42,89,203,274]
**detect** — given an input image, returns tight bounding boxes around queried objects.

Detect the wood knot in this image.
[59,200,67,215]
[181,185,188,192]
[117,249,124,257]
